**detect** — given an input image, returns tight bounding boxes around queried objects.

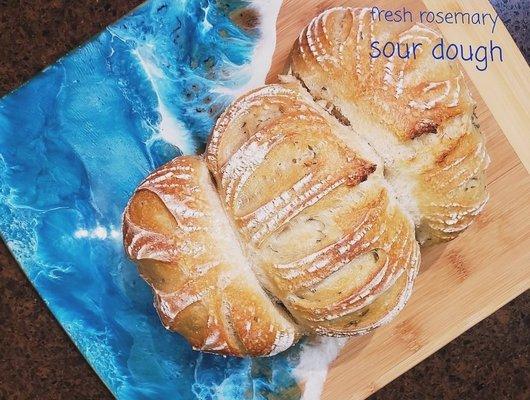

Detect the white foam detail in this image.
[133,46,196,154]
[294,337,348,400]
[212,0,283,97]
[74,226,121,241]
[200,2,213,32]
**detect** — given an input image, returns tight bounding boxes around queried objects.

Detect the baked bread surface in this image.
[123,84,421,356]
[289,7,489,243]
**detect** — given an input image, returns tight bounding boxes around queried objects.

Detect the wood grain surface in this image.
[267,0,530,398]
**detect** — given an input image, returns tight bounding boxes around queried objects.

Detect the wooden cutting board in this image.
[266,0,530,398]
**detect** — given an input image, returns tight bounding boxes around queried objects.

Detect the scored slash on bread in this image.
[122,7,488,357]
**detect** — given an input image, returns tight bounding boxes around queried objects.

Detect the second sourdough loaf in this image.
[122,7,488,357]
[289,7,489,244]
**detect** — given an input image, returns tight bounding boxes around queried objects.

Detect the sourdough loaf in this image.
[123,84,421,356]
[289,7,489,243]
[123,156,300,357]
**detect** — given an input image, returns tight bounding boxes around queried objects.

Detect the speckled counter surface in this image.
[0,1,528,399]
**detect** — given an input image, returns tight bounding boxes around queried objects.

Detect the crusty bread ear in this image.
[289,7,489,244]
[123,156,300,357]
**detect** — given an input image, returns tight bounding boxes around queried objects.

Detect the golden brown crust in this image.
[415,125,489,243]
[289,7,488,244]
[123,156,300,357]
[206,84,420,335]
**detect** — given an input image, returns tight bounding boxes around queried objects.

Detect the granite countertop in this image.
[0,1,528,399]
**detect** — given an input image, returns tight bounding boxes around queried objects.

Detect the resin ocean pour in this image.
[0,0,342,399]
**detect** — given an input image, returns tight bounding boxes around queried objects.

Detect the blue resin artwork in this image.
[0,1,343,399]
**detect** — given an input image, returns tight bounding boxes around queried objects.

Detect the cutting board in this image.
[0,0,528,399]
[267,0,530,398]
